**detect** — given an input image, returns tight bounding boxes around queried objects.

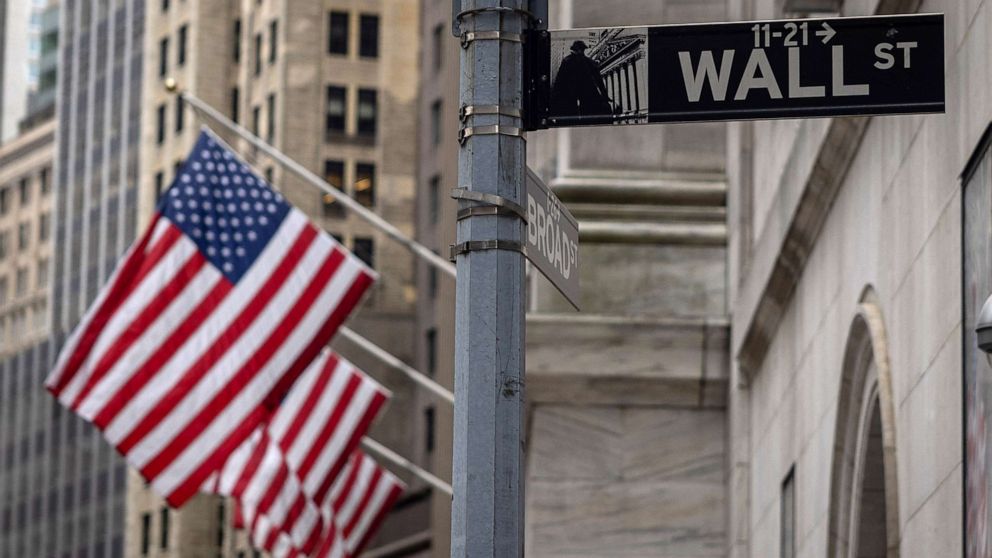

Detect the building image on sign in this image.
[549,27,648,125]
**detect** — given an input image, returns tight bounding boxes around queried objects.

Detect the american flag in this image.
[241,451,405,558]
[45,129,377,506]
[206,349,391,555]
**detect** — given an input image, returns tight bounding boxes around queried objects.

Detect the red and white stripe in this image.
[246,452,405,558]
[46,208,376,506]
[207,350,390,556]
[322,451,405,557]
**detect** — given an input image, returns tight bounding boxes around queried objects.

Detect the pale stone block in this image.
[896,325,963,524]
[528,405,624,481]
[621,408,726,485]
[886,196,962,403]
[899,464,963,558]
[526,479,725,557]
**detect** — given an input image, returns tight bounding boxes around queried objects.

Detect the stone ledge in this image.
[551,175,726,207]
[579,220,727,246]
[526,313,729,407]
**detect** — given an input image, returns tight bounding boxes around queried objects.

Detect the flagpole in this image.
[361,437,453,496]
[167,80,456,280]
[339,327,454,405]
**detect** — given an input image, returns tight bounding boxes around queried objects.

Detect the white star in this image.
[223,262,234,272]
[192,162,202,171]
[237,188,246,197]
[195,174,205,183]
[231,218,240,227]
[218,218,228,227]
[245,216,254,226]
[227,203,236,213]
[192,228,202,237]
[234,232,243,242]
[220,233,229,242]
[259,216,269,226]
[181,174,191,183]
[247,231,258,241]
[221,247,231,257]
[172,200,183,209]
[206,230,215,241]
[184,186,194,195]
[203,201,212,211]
[204,216,214,226]
[207,246,216,256]
[250,189,259,198]
[236,247,246,257]
[262,190,272,200]
[201,150,211,159]
[175,213,185,223]
[199,187,209,196]
[190,214,200,223]
[267,203,277,213]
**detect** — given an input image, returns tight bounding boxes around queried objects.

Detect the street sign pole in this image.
[451,0,532,556]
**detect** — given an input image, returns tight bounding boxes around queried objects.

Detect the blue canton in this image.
[159,131,292,283]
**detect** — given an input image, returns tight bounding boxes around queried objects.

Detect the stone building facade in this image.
[726,0,983,556]
[135,0,425,555]
[0,120,54,356]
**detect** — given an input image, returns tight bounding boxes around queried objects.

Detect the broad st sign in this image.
[524,13,944,129]
[525,169,580,310]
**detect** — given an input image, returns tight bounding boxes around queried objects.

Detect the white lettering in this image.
[832,45,870,96]
[734,49,782,101]
[787,47,825,98]
[874,43,895,69]
[678,50,735,102]
[897,41,918,68]
[527,194,538,245]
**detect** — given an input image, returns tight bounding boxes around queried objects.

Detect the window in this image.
[0,188,7,215]
[428,257,438,299]
[322,161,345,218]
[154,172,164,201]
[359,14,379,58]
[252,106,261,136]
[325,86,346,138]
[38,212,49,242]
[230,87,240,123]
[433,24,444,71]
[0,231,8,260]
[426,327,437,375]
[15,268,26,297]
[156,104,166,144]
[18,222,29,251]
[233,19,242,62]
[265,167,274,184]
[39,168,49,195]
[0,276,7,305]
[428,175,440,222]
[254,33,262,75]
[328,11,349,55]
[177,24,187,66]
[781,467,795,558]
[18,178,29,207]
[355,163,375,208]
[215,502,225,548]
[159,37,168,77]
[140,512,151,556]
[160,507,169,549]
[266,93,276,142]
[36,259,47,288]
[269,20,278,62]
[175,95,184,132]
[353,237,374,268]
[424,406,436,452]
[161,0,168,11]
[357,89,377,136]
[430,99,442,145]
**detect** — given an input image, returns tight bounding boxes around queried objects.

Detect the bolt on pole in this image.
[451,0,529,556]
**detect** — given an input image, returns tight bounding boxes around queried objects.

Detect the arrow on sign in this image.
[816,22,836,43]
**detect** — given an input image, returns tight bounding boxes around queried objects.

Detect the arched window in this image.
[827,293,901,558]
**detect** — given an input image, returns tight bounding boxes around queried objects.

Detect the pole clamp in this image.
[458,125,525,145]
[454,6,541,25]
[449,240,526,261]
[460,31,523,48]
[459,105,522,121]
[450,188,527,221]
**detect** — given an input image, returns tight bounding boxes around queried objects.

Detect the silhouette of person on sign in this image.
[550,40,614,118]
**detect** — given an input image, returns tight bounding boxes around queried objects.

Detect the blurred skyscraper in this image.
[0,1,146,558]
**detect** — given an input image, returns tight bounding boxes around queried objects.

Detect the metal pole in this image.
[452,1,527,556]
[361,437,453,496]
[338,327,454,405]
